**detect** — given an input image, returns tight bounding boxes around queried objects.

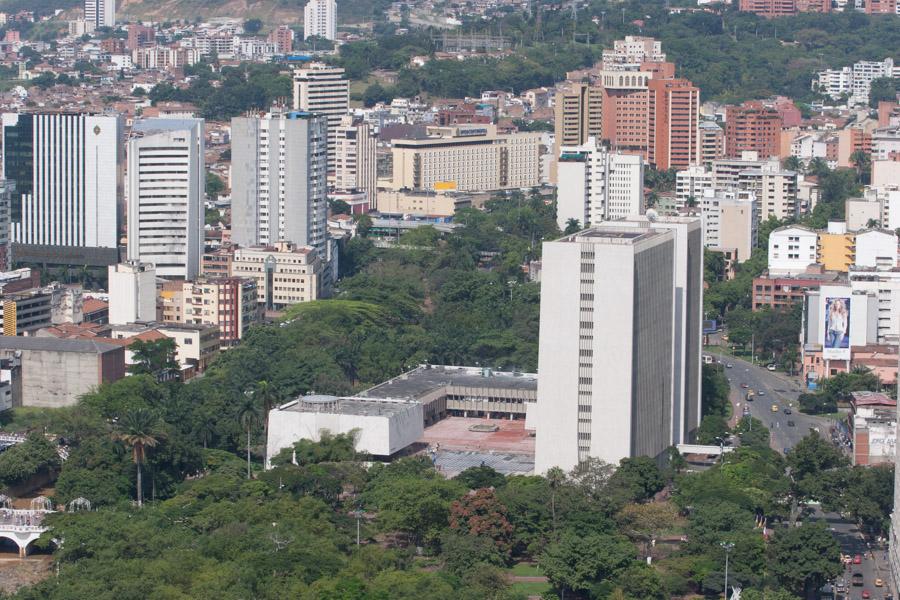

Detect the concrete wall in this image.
[18,349,123,407]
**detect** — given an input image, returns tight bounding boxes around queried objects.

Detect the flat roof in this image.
[278,395,418,418]
[0,336,121,354]
[361,365,537,401]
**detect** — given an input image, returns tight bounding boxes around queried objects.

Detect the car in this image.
[876,579,884,587]
[771,404,779,412]
[854,554,863,564]
[767,364,777,371]
[787,420,795,427]
[741,383,749,389]
[726,363,733,368]
[758,391,766,396]
[784,408,792,415]
[863,591,871,599]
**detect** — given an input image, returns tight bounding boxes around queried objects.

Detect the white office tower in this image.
[108,261,156,325]
[303,0,337,41]
[84,0,115,28]
[231,109,328,256]
[127,119,204,279]
[334,115,378,204]
[556,137,643,231]
[533,227,677,473]
[606,214,704,446]
[293,63,349,167]
[700,188,758,263]
[1,112,122,250]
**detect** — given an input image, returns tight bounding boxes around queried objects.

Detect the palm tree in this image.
[563,218,581,235]
[238,392,261,479]
[850,149,871,185]
[114,408,164,508]
[254,380,279,437]
[546,466,566,534]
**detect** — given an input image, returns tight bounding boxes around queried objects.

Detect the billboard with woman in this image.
[823,296,851,360]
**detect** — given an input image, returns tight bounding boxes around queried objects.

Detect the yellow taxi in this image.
[771,404,779,412]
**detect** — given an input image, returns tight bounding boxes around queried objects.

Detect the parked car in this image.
[767,364,777,371]
[758,391,766,396]
[784,408,792,415]
[741,383,749,389]
[787,420,795,427]
[726,363,733,368]
[854,555,863,565]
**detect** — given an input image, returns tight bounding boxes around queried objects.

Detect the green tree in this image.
[869,76,898,109]
[113,408,164,507]
[128,338,179,379]
[770,522,842,598]
[539,531,634,596]
[563,218,581,235]
[243,18,263,34]
[456,465,507,490]
[237,394,260,479]
[206,171,225,197]
[609,456,664,502]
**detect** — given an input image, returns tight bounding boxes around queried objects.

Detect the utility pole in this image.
[721,541,734,598]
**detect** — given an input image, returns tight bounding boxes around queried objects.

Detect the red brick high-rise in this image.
[739,0,830,16]
[268,25,294,54]
[725,101,782,159]
[865,0,897,13]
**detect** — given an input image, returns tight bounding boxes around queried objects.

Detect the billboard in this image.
[823,296,851,360]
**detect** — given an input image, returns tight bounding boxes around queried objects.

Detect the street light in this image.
[720,541,734,599]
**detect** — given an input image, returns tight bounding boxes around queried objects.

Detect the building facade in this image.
[556,137,644,230]
[533,227,677,472]
[292,63,349,165]
[127,118,204,279]
[231,242,324,311]
[1,112,122,252]
[231,109,329,256]
[84,0,114,28]
[390,124,541,192]
[334,115,378,204]
[725,101,782,159]
[303,0,336,41]
[159,277,258,348]
[108,261,156,325]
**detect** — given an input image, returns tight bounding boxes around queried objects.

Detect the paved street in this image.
[708,351,835,453]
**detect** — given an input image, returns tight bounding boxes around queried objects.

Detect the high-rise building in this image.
[0,180,13,270]
[725,101,782,159]
[675,164,713,208]
[554,82,603,149]
[127,118,204,279]
[268,25,294,54]
[532,226,677,472]
[334,115,378,204]
[303,0,336,41]
[1,112,123,256]
[84,0,115,29]
[866,0,898,14]
[556,137,643,230]
[390,124,541,192]
[293,63,349,166]
[108,261,156,325]
[607,215,704,447]
[700,188,759,263]
[600,36,666,70]
[231,109,328,256]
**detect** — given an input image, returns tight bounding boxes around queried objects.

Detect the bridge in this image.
[0,508,51,557]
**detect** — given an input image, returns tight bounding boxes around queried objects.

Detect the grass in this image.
[509,562,543,577]
[512,581,552,596]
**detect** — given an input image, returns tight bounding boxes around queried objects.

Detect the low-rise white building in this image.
[265,394,423,467]
[854,229,898,270]
[768,225,818,275]
[675,164,713,208]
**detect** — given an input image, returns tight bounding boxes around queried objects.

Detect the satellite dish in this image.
[646,208,659,222]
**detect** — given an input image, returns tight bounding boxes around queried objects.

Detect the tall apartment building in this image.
[532,226,677,472]
[292,63,349,165]
[268,25,294,54]
[0,180,13,270]
[554,82,603,148]
[334,115,378,204]
[739,164,799,221]
[303,0,336,41]
[390,124,541,192]
[108,261,156,325]
[231,109,328,256]
[556,137,643,230]
[84,0,114,28]
[127,118,204,279]
[597,68,700,170]
[698,121,725,164]
[1,113,123,263]
[725,101,782,159]
[608,215,704,446]
[675,164,713,208]
[159,277,258,348]
[739,0,829,16]
[700,189,758,263]
[231,242,324,311]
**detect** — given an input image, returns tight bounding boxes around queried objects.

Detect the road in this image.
[708,351,835,452]
[710,351,892,599]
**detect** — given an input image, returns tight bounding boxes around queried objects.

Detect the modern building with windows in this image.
[108,261,156,325]
[556,137,643,230]
[127,118,204,279]
[292,63,349,165]
[303,0,336,41]
[334,115,378,204]
[231,109,328,257]
[1,112,123,259]
[231,242,325,311]
[532,226,678,472]
[159,277,258,348]
[84,0,115,28]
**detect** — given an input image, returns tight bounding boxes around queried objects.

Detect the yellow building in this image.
[817,222,855,272]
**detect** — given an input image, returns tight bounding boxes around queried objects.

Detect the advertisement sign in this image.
[434,181,457,191]
[823,296,851,361]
